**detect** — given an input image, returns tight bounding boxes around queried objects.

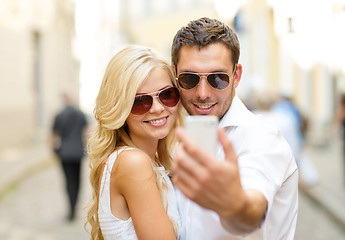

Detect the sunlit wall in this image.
[0,0,78,149]
[1,0,344,150]
[74,0,345,145]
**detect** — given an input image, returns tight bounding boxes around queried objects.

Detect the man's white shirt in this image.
[176,95,298,240]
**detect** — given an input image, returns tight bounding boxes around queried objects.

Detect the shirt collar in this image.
[219,95,254,128]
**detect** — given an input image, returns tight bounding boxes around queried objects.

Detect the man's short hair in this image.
[171,17,240,71]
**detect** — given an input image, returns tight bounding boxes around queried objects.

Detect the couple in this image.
[86,18,298,240]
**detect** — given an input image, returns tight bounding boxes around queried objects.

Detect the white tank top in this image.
[98,148,181,240]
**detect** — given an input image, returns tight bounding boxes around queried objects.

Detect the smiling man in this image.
[171,17,298,240]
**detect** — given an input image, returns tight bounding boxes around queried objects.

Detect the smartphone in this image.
[184,115,218,155]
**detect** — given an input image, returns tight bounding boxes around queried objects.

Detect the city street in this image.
[296,190,345,240]
[0,160,90,240]
[0,155,345,239]
[1,1,345,240]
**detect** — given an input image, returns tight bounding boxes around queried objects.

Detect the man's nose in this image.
[195,76,211,100]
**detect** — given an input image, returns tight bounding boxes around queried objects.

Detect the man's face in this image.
[176,43,242,119]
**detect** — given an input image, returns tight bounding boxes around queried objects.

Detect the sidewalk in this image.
[0,143,90,240]
[1,139,345,229]
[300,139,345,229]
[0,143,53,198]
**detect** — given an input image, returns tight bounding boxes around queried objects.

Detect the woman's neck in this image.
[131,138,159,161]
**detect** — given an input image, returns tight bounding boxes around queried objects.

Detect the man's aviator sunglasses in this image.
[131,87,180,115]
[176,65,237,90]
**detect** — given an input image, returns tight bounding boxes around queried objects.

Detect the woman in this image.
[86,45,184,240]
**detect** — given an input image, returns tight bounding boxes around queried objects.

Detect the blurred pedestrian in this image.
[252,89,319,186]
[251,88,299,153]
[86,45,184,240]
[272,95,319,186]
[52,89,88,221]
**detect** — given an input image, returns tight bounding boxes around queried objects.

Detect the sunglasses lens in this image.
[178,73,230,90]
[159,87,180,107]
[131,87,179,115]
[178,73,200,90]
[131,95,152,115]
[207,73,230,90]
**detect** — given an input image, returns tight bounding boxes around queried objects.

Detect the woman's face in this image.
[126,67,178,146]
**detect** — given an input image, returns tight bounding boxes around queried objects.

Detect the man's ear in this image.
[233,64,242,89]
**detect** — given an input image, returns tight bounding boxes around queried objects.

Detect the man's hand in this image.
[172,127,267,235]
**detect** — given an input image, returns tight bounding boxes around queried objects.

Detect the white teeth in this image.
[149,118,166,124]
[197,105,212,109]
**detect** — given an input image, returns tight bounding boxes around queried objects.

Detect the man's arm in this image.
[172,127,267,235]
[219,190,267,235]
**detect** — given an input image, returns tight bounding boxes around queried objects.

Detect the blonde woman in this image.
[86,45,184,240]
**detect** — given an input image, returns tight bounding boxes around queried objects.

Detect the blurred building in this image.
[0,0,79,150]
[266,0,345,145]
[1,0,345,151]
[76,0,219,114]
[78,0,345,146]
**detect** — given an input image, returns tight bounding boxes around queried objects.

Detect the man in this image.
[171,17,298,240]
[52,89,88,221]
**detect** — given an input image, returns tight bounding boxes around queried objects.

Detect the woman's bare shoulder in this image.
[113,148,154,179]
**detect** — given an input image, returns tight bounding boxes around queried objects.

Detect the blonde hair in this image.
[86,45,185,239]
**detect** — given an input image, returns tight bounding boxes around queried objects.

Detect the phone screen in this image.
[184,115,218,155]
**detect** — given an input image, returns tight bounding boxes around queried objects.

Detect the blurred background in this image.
[1,0,345,239]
